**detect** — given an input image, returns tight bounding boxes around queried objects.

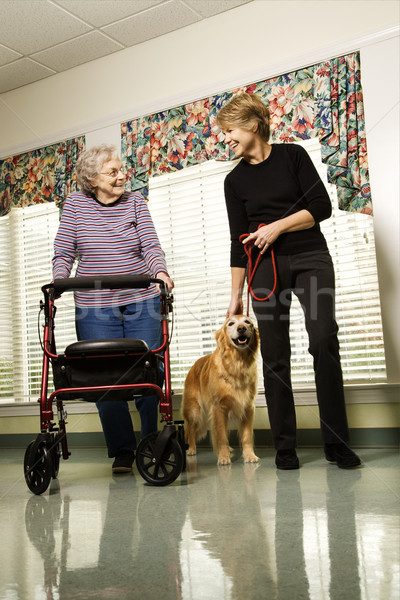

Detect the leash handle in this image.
[239,224,277,316]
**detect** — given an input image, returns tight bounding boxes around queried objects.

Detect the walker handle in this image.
[45,275,163,295]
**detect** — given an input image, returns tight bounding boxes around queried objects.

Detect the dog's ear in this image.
[215,327,223,345]
[215,327,226,351]
[250,327,260,353]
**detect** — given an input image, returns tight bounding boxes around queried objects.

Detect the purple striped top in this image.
[52,191,169,307]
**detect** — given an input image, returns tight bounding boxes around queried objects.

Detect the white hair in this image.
[75,144,119,194]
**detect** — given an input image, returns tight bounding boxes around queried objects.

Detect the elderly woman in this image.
[216,93,361,470]
[52,144,174,473]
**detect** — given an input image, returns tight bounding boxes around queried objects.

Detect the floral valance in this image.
[0,136,85,217]
[121,52,372,214]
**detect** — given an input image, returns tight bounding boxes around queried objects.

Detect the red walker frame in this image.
[24,274,185,494]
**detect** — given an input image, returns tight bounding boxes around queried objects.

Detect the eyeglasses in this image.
[99,168,126,178]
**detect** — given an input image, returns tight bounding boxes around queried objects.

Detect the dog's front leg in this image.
[240,405,260,463]
[185,423,198,456]
[211,403,232,465]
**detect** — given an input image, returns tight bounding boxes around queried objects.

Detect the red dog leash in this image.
[239,224,277,316]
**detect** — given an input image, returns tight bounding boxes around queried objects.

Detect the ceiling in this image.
[0,0,252,94]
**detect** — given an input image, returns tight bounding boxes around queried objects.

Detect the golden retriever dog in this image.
[182,315,259,465]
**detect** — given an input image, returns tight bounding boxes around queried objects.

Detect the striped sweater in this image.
[52,191,169,307]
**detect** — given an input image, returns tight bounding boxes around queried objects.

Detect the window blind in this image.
[0,216,12,400]
[0,204,76,403]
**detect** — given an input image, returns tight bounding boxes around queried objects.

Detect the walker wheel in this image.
[136,432,184,486]
[24,441,53,495]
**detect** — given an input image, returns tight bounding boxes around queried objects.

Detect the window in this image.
[0,139,386,404]
[0,204,76,403]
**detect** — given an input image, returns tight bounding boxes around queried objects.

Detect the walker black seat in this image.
[64,338,149,357]
[53,337,159,402]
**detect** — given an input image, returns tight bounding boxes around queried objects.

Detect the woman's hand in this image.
[156,271,174,292]
[241,222,282,254]
[227,267,246,317]
[227,297,244,318]
[242,211,315,254]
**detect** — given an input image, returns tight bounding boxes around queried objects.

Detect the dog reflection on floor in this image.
[182,315,260,465]
[186,462,275,597]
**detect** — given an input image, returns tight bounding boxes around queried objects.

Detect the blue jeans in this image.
[75,296,162,457]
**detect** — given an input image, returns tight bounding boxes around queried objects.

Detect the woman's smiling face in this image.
[92,159,126,203]
[222,125,258,159]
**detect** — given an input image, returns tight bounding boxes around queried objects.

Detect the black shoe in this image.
[275,449,299,470]
[112,450,135,473]
[324,443,361,469]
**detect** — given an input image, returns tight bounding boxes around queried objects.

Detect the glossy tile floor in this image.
[0,446,399,600]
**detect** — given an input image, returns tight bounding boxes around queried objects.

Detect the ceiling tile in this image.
[0,0,91,55]
[0,44,22,68]
[54,0,162,27]
[0,58,55,94]
[101,0,200,47]
[31,31,123,72]
[184,0,251,18]
[0,0,255,93]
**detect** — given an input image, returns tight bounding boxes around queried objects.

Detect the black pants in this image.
[251,249,349,449]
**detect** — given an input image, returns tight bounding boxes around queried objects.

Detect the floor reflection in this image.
[1,447,396,600]
[326,468,362,600]
[275,469,310,599]
[25,492,62,600]
[182,459,275,599]
[24,473,188,600]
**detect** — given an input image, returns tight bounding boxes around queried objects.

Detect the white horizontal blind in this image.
[148,138,386,391]
[289,138,386,383]
[0,204,76,403]
[0,216,13,401]
[149,161,234,389]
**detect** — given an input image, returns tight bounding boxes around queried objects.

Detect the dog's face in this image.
[216,315,259,354]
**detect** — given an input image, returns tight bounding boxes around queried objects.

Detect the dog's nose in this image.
[237,326,247,335]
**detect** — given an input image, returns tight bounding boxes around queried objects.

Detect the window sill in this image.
[0,383,398,417]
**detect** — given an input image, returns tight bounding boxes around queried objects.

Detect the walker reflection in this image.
[24,475,188,600]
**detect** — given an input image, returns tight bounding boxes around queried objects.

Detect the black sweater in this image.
[224,143,332,268]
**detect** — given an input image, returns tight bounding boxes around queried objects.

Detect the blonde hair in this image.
[216,93,270,142]
[75,144,119,194]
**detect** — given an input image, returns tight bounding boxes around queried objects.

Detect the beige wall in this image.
[361,35,400,382]
[0,1,399,434]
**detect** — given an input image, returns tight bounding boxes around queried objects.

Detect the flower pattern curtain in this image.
[121,52,372,214]
[0,136,85,217]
